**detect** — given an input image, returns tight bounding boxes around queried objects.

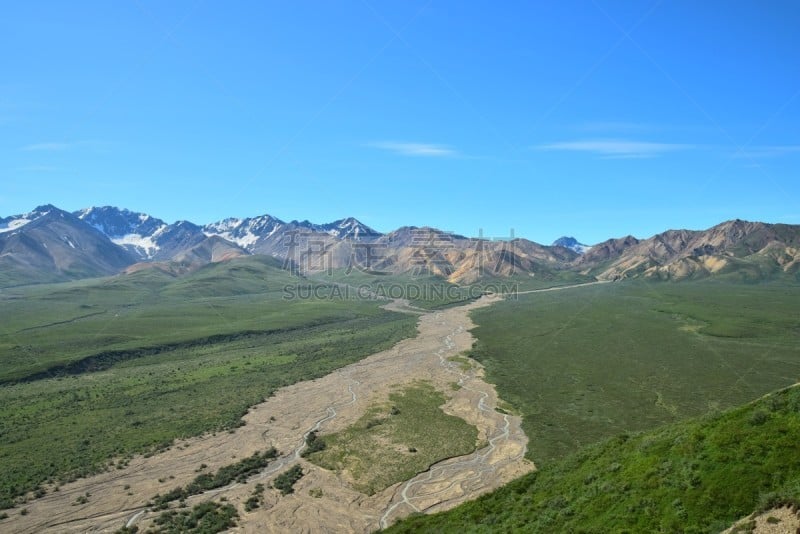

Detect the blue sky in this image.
[2,1,799,244]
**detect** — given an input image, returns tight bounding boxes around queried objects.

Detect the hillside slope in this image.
[0,205,136,286]
[579,220,800,281]
[387,384,800,533]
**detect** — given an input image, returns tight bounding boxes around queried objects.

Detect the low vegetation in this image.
[244,483,265,512]
[300,430,326,457]
[308,269,593,310]
[304,382,478,495]
[272,465,304,495]
[447,355,475,372]
[150,448,278,509]
[149,500,238,534]
[306,270,480,310]
[0,261,418,507]
[467,279,800,464]
[388,384,800,532]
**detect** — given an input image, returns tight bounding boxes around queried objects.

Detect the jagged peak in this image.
[32,203,60,213]
[553,236,592,254]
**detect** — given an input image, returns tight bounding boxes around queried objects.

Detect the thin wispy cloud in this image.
[20,141,72,151]
[370,141,457,157]
[536,138,693,159]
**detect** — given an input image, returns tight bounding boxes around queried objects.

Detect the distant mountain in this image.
[578,220,800,281]
[146,220,209,260]
[76,206,167,259]
[0,205,53,234]
[576,235,640,266]
[70,206,385,276]
[377,226,465,248]
[171,235,248,266]
[313,217,383,241]
[0,205,137,286]
[76,206,165,241]
[202,213,381,252]
[75,206,210,261]
[2,204,799,287]
[369,228,578,284]
[552,236,592,254]
[202,214,284,250]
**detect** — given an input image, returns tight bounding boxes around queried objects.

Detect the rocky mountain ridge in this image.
[1,205,798,287]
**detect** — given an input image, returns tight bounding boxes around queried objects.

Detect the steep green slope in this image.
[387,384,800,533]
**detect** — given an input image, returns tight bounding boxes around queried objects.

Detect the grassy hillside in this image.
[387,384,800,533]
[0,258,418,507]
[467,280,800,464]
[0,256,398,383]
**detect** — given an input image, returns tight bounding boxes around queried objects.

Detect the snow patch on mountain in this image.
[76,207,164,235]
[203,215,285,250]
[0,217,33,233]
[318,217,382,240]
[552,236,592,254]
[111,233,161,258]
[206,227,261,249]
[0,205,56,234]
[74,206,172,259]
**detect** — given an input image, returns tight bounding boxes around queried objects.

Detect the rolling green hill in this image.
[0,256,389,383]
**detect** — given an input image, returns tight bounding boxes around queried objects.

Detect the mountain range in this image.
[1,204,798,287]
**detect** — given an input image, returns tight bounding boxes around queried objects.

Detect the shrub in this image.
[749,410,769,426]
[152,501,238,533]
[301,431,326,457]
[273,465,304,495]
[244,496,260,511]
[151,448,278,508]
[244,483,265,511]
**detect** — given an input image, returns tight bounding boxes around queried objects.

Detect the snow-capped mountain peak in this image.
[319,217,382,240]
[74,206,168,259]
[203,213,285,250]
[203,217,243,233]
[552,236,592,254]
[76,206,165,237]
[0,205,58,234]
